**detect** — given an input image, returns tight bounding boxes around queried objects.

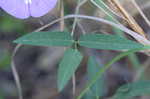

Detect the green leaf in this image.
[0,52,11,69]
[0,95,3,99]
[77,46,150,99]
[58,48,83,91]
[91,0,119,24]
[14,31,74,47]
[0,15,25,33]
[79,34,143,50]
[0,92,4,99]
[91,0,113,16]
[112,80,150,99]
[86,56,105,98]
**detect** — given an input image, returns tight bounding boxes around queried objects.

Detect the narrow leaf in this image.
[79,34,143,50]
[58,48,83,91]
[77,46,150,99]
[14,31,74,47]
[112,80,150,99]
[86,56,105,98]
[91,0,114,18]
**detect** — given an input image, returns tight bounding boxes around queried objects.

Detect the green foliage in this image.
[0,96,3,99]
[57,48,83,91]
[14,31,74,47]
[90,0,118,23]
[4,0,150,97]
[0,15,25,33]
[112,80,150,99]
[0,52,11,69]
[85,56,105,98]
[92,0,141,73]
[91,0,112,14]
[128,53,140,69]
[0,92,4,99]
[77,46,150,99]
[14,31,143,50]
[13,30,147,97]
[79,33,143,50]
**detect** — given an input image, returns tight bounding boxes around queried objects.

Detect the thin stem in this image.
[71,0,87,95]
[131,0,150,28]
[77,46,150,99]
[90,0,120,24]
[77,22,86,34]
[72,74,76,95]
[110,0,146,37]
[71,0,87,36]
[60,0,65,31]
[11,44,23,99]
[34,14,150,45]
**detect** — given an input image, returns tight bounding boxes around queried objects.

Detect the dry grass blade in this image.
[110,0,146,37]
[106,0,127,21]
[131,0,150,28]
[91,0,119,23]
[60,0,65,31]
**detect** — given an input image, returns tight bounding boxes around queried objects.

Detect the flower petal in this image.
[29,0,57,17]
[0,0,30,19]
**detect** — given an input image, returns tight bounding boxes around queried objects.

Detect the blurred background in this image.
[0,0,150,99]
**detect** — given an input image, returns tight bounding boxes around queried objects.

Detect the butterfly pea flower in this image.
[0,0,57,19]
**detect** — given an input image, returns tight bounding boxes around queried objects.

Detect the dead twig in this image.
[109,0,146,37]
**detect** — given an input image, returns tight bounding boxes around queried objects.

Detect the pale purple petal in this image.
[0,0,30,19]
[29,0,57,17]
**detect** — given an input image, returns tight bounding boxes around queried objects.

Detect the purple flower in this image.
[0,0,57,19]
